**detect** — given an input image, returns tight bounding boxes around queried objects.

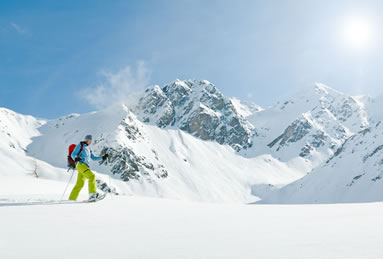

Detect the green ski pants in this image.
[69,163,97,200]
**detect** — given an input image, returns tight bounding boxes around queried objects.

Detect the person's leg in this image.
[81,166,97,194]
[68,170,85,200]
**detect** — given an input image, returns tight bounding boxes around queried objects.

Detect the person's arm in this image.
[71,144,82,160]
[90,151,103,161]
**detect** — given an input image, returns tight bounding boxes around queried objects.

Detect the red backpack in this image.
[67,143,84,170]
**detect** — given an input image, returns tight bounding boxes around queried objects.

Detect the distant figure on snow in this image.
[68,135,108,202]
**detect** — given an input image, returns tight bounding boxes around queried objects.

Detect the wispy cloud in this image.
[10,22,26,34]
[82,61,151,109]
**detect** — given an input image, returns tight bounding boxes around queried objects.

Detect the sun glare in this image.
[340,16,375,50]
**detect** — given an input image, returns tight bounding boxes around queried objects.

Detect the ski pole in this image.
[60,169,75,201]
[108,174,113,199]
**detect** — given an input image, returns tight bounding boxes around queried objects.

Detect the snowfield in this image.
[1,195,383,259]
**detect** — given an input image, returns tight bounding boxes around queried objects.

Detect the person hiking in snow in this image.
[68,135,108,201]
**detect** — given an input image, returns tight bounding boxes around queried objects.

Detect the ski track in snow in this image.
[0,199,85,207]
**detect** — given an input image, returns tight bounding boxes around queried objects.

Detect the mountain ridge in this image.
[1,79,382,203]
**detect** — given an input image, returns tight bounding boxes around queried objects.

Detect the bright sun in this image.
[340,16,375,50]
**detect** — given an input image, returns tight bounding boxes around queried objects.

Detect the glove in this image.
[102,154,109,160]
[74,157,81,162]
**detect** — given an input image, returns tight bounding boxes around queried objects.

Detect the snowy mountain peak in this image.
[293,83,344,102]
[292,83,369,131]
[135,79,256,150]
[260,115,383,204]
[0,108,44,152]
[313,82,341,95]
[244,81,371,175]
[230,98,263,118]
[161,79,216,94]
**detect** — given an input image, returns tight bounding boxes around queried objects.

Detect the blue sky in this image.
[1,0,383,119]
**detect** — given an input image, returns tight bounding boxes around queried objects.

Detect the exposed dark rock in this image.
[268,118,312,149]
[136,80,255,150]
[99,146,168,182]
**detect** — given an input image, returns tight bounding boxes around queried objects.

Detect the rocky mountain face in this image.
[260,119,383,204]
[126,80,372,188]
[87,83,383,203]
[244,83,370,171]
[96,111,169,182]
[135,79,255,151]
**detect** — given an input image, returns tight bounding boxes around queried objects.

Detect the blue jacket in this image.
[71,142,102,166]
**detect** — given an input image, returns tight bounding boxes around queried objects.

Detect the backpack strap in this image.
[77,142,85,158]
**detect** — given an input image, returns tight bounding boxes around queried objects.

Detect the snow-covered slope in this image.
[0,107,48,177]
[0,109,74,199]
[0,108,43,153]
[0,108,117,201]
[28,104,302,203]
[260,96,383,204]
[368,94,383,123]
